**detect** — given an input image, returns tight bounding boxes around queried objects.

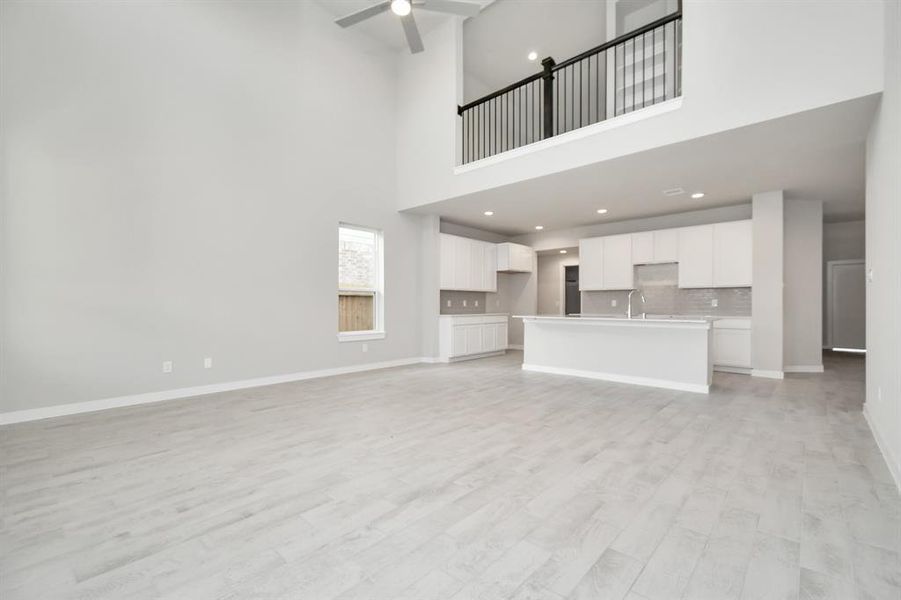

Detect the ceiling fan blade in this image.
[416,0,481,18]
[400,12,425,54]
[335,1,391,28]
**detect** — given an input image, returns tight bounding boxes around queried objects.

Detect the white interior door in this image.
[828,260,866,350]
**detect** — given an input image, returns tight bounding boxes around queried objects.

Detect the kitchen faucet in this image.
[627,289,646,319]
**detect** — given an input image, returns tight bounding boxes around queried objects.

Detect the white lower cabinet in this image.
[439,314,509,361]
[712,318,752,370]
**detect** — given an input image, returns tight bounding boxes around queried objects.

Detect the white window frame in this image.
[337,223,385,342]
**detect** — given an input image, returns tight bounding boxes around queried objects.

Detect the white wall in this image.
[397,0,884,210]
[0,1,428,414]
[537,251,579,315]
[783,200,824,369]
[864,0,901,489]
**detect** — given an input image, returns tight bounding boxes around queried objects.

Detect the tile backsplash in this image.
[581,263,751,316]
[440,290,487,314]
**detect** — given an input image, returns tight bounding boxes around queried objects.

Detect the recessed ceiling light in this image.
[597,208,608,214]
[483,210,494,216]
[559,249,567,254]
[390,0,411,16]
[691,192,705,199]
[527,51,538,61]
[534,225,544,230]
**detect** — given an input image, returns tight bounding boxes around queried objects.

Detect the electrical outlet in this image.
[878,387,882,402]
[463,300,467,307]
[162,360,173,373]
[203,357,212,369]
[474,300,479,307]
[611,299,617,308]
[711,298,719,308]
[362,343,368,353]
[446,300,451,307]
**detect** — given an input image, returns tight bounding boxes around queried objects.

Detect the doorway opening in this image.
[565,265,581,316]
[826,259,866,351]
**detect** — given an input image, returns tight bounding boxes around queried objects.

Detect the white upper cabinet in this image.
[632,229,679,265]
[580,235,633,290]
[578,237,605,290]
[584,220,751,292]
[654,229,679,263]
[439,234,455,289]
[439,233,499,292]
[631,232,654,264]
[602,234,634,290]
[496,243,533,272]
[713,220,753,287]
[678,225,715,288]
[483,243,498,291]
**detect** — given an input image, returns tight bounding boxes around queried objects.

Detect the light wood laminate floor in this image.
[2,351,899,600]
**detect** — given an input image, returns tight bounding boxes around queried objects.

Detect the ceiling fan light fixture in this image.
[391,0,412,16]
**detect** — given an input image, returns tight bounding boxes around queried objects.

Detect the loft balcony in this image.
[457,9,682,165]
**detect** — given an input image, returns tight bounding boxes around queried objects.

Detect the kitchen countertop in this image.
[514,314,711,327]
[439,313,510,317]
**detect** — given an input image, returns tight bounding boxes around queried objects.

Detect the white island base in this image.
[518,315,713,394]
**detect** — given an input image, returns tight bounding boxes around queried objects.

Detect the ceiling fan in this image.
[335,0,481,54]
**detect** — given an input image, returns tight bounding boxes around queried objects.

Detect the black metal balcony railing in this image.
[458,10,682,165]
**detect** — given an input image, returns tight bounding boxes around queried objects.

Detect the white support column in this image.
[419,215,441,361]
[751,190,784,378]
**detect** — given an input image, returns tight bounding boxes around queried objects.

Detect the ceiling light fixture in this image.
[559,249,567,254]
[483,210,494,216]
[597,208,608,214]
[390,0,411,17]
[534,225,544,230]
[527,51,538,61]
[663,187,685,197]
[691,192,705,199]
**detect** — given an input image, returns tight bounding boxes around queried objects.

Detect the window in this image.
[338,224,384,341]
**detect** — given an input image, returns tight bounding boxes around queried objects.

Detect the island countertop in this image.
[513,314,711,327]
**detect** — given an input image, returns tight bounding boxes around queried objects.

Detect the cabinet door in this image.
[514,245,534,272]
[602,234,634,290]
[654,229,679,263]
[579,238,605,290]
[482,323,497,352]
[484,243,498,292]
[496,322,508,349]
[632,232,654,264]
[454,236,472,291]
[469,241,485,291]
[713,220,753,287]
[465,325,482,354]
[452,326,467,357]
[439,234,455,289]
[713,329,752,367]
[678,225,714,288]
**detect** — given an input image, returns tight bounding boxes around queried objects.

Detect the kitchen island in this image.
[515,315,713,393]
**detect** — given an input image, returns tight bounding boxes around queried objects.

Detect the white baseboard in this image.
[507,344,524,351]
[0,357,429,426]
[863,403,901,493]
[522,363,709,394]
[751,369,785,379]
[714,365,752,375]
[439,350,505,364]
[784,365,825,373]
